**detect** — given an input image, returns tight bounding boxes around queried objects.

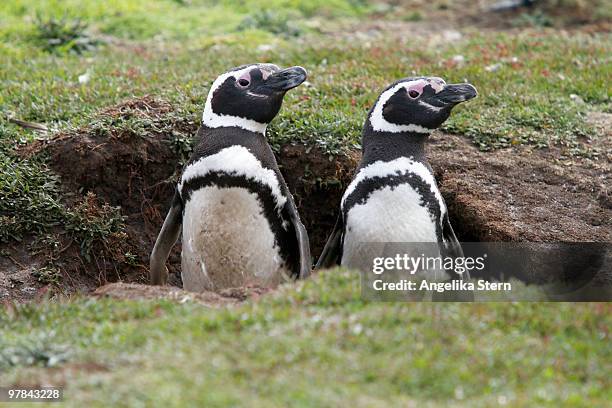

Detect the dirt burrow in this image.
[6,97,359,302]
[4,96,611,302]
[428,131,611,289]
[428,132,611,242]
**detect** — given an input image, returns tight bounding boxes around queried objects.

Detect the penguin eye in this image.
[408,89,421,99]
[237,78,250,87]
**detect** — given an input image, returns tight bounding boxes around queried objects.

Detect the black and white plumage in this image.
[316,77,477,278]
[150,64,311,292]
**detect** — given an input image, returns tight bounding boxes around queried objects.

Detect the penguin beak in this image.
[433,83,478,105]
[261,66,307,93]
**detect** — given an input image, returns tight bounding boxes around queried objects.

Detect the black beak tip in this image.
[464,84,478,100]
[287,66,308,86]
[438,83,478,105]
[292,66,307,77]
[267,66,308,92]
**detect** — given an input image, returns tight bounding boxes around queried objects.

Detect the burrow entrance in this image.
[17,97,365,293]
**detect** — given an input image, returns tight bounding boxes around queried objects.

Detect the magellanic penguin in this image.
[150,64,311,292]
[316,77,477,281]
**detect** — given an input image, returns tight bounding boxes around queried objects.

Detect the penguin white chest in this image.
[342,184,439,271]
[178,145,291,292]
[181,186,288,292]
[340,157,445,269]
[344,183,437,244]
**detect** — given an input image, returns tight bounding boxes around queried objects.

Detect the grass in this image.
[0,151,126,260]
[0,2,610,404]
[0,154,64,242]
[1,270,610,406]
[0,0,369,45]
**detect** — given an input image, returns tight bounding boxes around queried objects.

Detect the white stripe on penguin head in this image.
[202,65,268,134]
[369,78,445,134]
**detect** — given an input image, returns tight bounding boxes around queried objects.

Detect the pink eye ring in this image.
[408,89,421,99]
[236,71,251,88]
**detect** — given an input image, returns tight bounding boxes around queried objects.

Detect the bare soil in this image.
[429,131,611,242]
[2,96,610,303]
[328,0,611,45]
[93,282,240,306]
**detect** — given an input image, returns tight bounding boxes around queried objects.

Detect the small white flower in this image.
[570,94,585,104]
[78,71,91,84]
[485,63,502,72]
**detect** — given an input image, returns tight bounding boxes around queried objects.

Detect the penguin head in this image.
[202,63,307,134]
[368,77,477,134]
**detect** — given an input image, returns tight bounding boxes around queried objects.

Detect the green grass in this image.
[1,270,610,406]
[2,1,609,147]
[0,0,369,46]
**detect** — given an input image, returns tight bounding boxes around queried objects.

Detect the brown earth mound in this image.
[23,97,193,288]
[428,132,611,242]
[5,96,610,302]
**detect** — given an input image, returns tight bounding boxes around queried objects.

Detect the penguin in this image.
[150,63,311,292]
[316,77,477,281]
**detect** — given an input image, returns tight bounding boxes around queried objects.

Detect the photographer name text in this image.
[372,279,512,292]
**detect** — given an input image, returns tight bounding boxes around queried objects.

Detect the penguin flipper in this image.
[295,220,312,280]
[437,214,474,301]
[441,213,464,261]
[150,191,183,285]
[285,198,312,280]
[315,214,344,270]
